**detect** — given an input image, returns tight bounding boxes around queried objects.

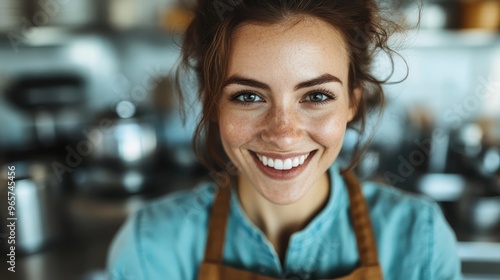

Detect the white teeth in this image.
[274,159,283,170]
[300,155,305,164]
[256,152,311,170]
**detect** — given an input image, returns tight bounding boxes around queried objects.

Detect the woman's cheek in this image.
[219,110,257,149]
[309,115,347,148]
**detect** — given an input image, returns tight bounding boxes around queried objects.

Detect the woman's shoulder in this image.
[359,179,446,254]
[360,179,437,214]
[107,181,217,280]
[359,180,462,279]
[138,181,217,224]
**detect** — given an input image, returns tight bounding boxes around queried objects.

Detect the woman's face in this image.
[218,16,356,205]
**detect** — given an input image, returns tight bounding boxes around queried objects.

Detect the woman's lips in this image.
[256,152,310,170]
[250,150,316,180]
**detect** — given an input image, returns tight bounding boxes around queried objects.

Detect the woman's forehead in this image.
[226,16,350,87]
[230,16,348,55]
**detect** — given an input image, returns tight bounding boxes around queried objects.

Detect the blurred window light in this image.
[116,123,143,162]
[460,123,483,151]
[66,39,116,71]
[421,4,447,29]
[483,148,500,173]
[21,27,71,46]
[123,170,143,193]
[473,199,500,230]
[418,174,466,201]
[116,101,136,119]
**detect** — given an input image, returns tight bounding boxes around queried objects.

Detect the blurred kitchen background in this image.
[0,0,499,279]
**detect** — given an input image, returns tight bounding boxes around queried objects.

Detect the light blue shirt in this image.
[107,164,462,279]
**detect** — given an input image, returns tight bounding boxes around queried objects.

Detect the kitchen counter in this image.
[0,167,205,280]
[459,242,500,280]
[0,193,137,280]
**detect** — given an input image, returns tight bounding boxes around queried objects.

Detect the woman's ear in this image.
[348,87,361,122]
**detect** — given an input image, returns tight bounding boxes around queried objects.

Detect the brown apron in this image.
[198,171,384,280]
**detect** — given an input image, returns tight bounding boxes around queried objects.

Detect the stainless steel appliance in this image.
[0,161,63,255]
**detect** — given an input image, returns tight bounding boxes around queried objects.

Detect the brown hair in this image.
[176,0,407,176]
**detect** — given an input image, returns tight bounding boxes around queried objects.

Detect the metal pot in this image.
[86,101,157,168]
[73,101,157,195]
[0,161,63,255]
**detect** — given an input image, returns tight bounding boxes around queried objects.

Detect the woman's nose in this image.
[260,106,303,149]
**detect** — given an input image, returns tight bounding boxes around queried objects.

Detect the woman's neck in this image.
[236,172,330,262]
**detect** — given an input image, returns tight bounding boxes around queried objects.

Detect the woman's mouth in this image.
[256,153,310,170]
[250,150,316,180]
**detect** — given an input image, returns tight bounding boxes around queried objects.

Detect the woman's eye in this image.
[234,92,263,103]
[303,92,333,103]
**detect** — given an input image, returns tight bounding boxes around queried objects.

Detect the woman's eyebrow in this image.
[223,73,343,90]
[294,74,343,90]
[223,76,271,90]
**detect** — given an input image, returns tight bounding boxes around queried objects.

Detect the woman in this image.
[107,1,462,279]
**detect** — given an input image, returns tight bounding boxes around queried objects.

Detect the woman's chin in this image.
[256,184,309,206]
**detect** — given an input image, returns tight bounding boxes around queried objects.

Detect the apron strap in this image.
[343,170,380,267]
[203,184,232,263]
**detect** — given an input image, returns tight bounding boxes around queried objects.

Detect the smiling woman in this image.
[107,1,462,280]
[219,19,353,206]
